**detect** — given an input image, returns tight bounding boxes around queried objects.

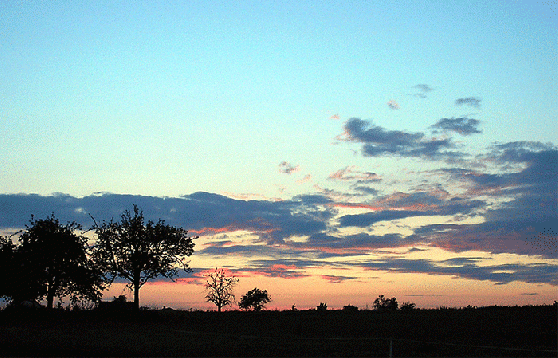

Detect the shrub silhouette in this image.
[400,301,416,311]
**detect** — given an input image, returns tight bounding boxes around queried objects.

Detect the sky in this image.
[0,1,557,310]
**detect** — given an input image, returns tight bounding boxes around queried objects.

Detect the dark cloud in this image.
[345,118,423,145]
[340,210,428,227]
[198,244,271,257]
[353,186,380,196]
[425,145,557,257]
[297,232,421,254]
[291,194,334,205]
[0,192,335,245]
[431,117,482,136]
[489,141,556,163]
[343,118,463,159]
[356,257,557,286]
[339,192,484,228]
[455,97,482,108]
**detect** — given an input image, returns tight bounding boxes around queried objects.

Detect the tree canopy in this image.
[92,205,196,310]
[0,215,104,308]
[373,295,399,311]
[238,288,271,311]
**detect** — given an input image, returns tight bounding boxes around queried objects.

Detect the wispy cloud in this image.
[296,174,313,184]
[239,263,310,279]
[328,166,381,183]
[409,84,434,98]
[414,84,433,93]
[278,161,300,174]
[455,97,482,108]
[321,274,359,283]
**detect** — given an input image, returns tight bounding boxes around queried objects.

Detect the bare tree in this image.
[205,268,238,312]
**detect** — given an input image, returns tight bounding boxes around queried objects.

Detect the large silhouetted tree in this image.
[238,288,271,311]
[92,205,196,311]
[205,268,238,312]
[1,215,104,309]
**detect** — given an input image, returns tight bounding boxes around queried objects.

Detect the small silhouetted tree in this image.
[373,295,398,311]
[317,302,328,311]
[238,288,271,311]
[92,205,196,311]
[1,215,105,309]
[205,268,238,312]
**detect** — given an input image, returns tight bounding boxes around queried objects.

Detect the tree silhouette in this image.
[1,215,104,309]
[92,205,196,311]
[238,288,271,311]
[373,295,398,311]
[0,235,42,304]
[205,268,238,312]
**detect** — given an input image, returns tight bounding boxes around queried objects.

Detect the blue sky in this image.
[1,1,557,309]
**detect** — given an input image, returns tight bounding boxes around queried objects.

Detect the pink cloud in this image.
[278,161,300,174]
[387,100,400,110]
[328,166,381,182]
[296,174,313,184]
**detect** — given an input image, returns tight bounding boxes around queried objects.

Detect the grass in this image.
[0,305,556,357]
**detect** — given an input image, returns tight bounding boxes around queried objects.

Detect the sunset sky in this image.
[1,1,557,310]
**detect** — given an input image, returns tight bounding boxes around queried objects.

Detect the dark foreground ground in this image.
[0,305,556,357]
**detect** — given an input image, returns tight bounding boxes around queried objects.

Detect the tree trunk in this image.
[133,273,140,311]
[47,294,54,310]
[46,281,56,309]
[134,285,140,311]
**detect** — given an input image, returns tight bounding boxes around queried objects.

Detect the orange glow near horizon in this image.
[98,270,557,311]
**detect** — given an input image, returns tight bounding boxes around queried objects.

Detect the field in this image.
[0,305,556,357]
